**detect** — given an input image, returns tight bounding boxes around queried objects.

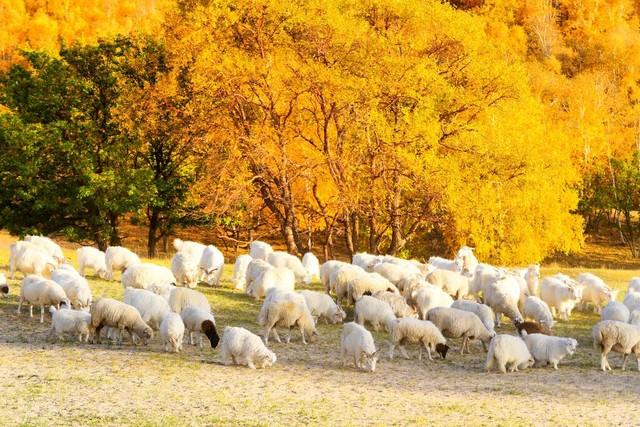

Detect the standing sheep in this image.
[522,296,555,329]
[451,300,495,333]
[248,267,295,300]
[121,263,176,299]
[48,307,92,342]
[245,259,272,294]
[123,288,171,330]
[340,322,379,372]
[485,334,535,373]
[51,268,93,310]
[219,326,277,369]
[426,269,469,300]
[25,235,65,264]
[330,265,365,305]
[249,241,274,261]
[160,312,185,353]
[540,276,581,321]
[298,290,346,325]
[349,272,399,304]
[18,275,70,323]
[482,276,524,326]
[576,272,617,313]
[426,307,495,354]
[231,254,253,290]
[9,241,58,279]
[411,285,454,320]
[180,307,220,348]
[388,318,449,361]
[521,332,577,369]
[89,298,153,345]
[352,252,383,271]
[373,262,421,289]
[354,295,396,332]
[267,251,310,285]
[168,287,211,314]
[257,290,318,345]
[302,252,320,282]
[171,252,201,288]
[592,320,640,371]
[199,245,224,286]
[320,260,349,293]
[77,247,107,279]
[601,301,631,323]
[105,246,140,281]
[372,290,416,318]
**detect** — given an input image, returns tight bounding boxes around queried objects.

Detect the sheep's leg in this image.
[246,361,256,369]
[399,345,410,360]
[552,360,559,370]
[622,354,629,371]
[286,327,292,344]
[461,337,469,355]
[601,345,613,371]
[17,298,22,315]
[126,328,136,346]
[636,355,640,371]
[498,361,507,374]
[495,313,501,328]
[372,322,380,332]
[40,305,45,323]
[29,304,33,318]
[341,347,348,367]
[48,327,56,341]
[189,332,195,345]
[425,344,433,362]
[298,326,307,345]
[272,328,282,344]
[388,343,395,360]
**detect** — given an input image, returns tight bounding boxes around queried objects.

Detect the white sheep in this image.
[18,275,70,323]
[451,300,495,333]
[25,235,65,264]
[249,240,274,261]
[628,277,640,294]
[340,322,379,372]
[245,259,272,294]
[171,252,201,288]
[512,264,540,297]
[89,298,153,345]
[123,288,171,330]
[298,290,346,324]
[454,246,478,276]
[469,263,507,298]
[352,252,383,271]
[76,246,107,279]
[388,317,448,361]
[485,334,535,373]
[380,256,427,278]
[257,289,318,344]
[302,252,320,281]
[160,312,185,353]
[180,307,220,348]
[592,320,640,371]
[426,269,469,299]
[630,310,640,326]
[173,238,206,257]
[219,326,277,369]
[231,254,253,290]
[0,273,7,298]
[412,285,454,320]
[104,246,140,281]
[121,263,176,299]
[168,287,211,314]
[521,332,577,369]
[354,295,396,332]
[623,292,640,313]
[373,262,421,288]
[522,296,555,329]
[199,245,224,286]
[541,276,582,321]
[48,306,92,342]
[372,290,416,318]
[601,301,631,323]
[427,256,460,273]
[51,268,92,310]
[267,251,310,285]
[9,241,58,279]
[320,260,348,293]
[330,264,364,305]
[349,272,399,304]
[482,276,524,326]
[248,266,295,300]
[426,307,495,354]
[576,272,617,313]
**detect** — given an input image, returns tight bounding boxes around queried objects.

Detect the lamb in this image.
[623,292,640,312]
[372,290,417,318]
[180,307,220,347]
[302,252,320,281]
[245,259,272,294]
[340,322,379,372]
[601,301,631,323]
[89,298,153,345]
[9,241,58,279]
[121,263,176,300]
[426,269,469,299]
[426,307,495,354]
[522,296,555,329]
[257,289,318,344]
[320,260,349,293]
[521,331,577,369]
[0,273,8,298]
[249,240,274,261]
[219,326,277,369]
[592,320,640,371]
[160,312,185,353]
[247,266,295,300]
[171,252,201,288]
[48,306,92,342]
[298,290,346,324]
[576,272,617,313]
[628,277,640,294]
[267,251,310,285]
[349,272,399,304]
[104,246,140,281]
[199,245,224,286]
[483,276,524,326]
[168,287,211,314]
[388,317,449,361]
[373,262,421,288]
[451,300,495,333]
[17,275,70,323]
[51,268,93,310]
[485,334,535,373]
[412,285,454,320]
[540,276,581,321]
[123,288,171,330]
[231,254,253,290]
[76,246,107,279]
[24,235,65,264]
[354,295,396,332]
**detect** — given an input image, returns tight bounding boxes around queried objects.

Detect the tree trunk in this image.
[147,208,160,258]
[107,212,120,246]
[344,211,355,257]
[351,212,359,253]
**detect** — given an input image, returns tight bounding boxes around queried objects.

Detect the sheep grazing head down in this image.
[436,343,449,360]
[202,320,220,348]
[1,283,9,297]
[139,326,154,344]
[308,329,319,343]
[360,350,379,372]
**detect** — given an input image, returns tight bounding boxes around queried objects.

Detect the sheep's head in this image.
[565,338,578,355]
[307,328,319,343]
[333,306,347,324]
[0,282,8,298]
[257,350,277,368]
[360,350,379,372]
[525,357,535,369]
[97,268,108,280]
[436,343,449,360]
[137,326,153,345]
[202,320,220,348]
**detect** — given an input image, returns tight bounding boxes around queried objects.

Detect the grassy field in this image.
[1,232,639,426]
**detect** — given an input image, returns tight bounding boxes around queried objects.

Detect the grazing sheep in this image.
[352,252,383,272]
[160,312,185,353]
[373,262,421,288]
[451,300,495,333]
[372,290,417,318]
[298,290,346,325]
[320,260,349,293]
[354,295,396,332]
[77,246,107,279]
[121,263,176,299]
[51,268,92,310]
[412,285,454,320]
[540,276,581,321]
[247,266,295,300]
[482,276,524,326]
[349,272,399,304]
[577,272,617,313]
[9,241,58,279]
[180,307,220,348]
[330,265,365,305]
[105,246,140,281]
[231,254,253,290]
[592,320,640,371]
[523,296,555,329]
[302,252,320,281]
[0,273,8,298]
[400,277,428,304]
[340,322,379,372]
[485,334,535,373]
[426,269,469,299]
[257,290,318,345]
[250,241,274,261]
[123,288,171,330]
[426,307,495,354]
[199,245,224,286]
[521,332,577,369]
[171,252,200,288]
[18,275,70,323]
[515,321,552,337]
[388,318,449,361]
[168,287,211,314]
[267,251,310,285]
[219,326,277,369]
[90,298,153,345]
[469,263,506,299]
[601,301,631,323]
[25,235,65,264]
[381,256,427,278]
[245,259,272,294]
[628,278,640,295]
[173,238,206,258]
[623,292,640,313]
[48,307,92,342]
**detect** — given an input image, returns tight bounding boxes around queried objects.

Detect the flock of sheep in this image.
[3,236,640,373]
